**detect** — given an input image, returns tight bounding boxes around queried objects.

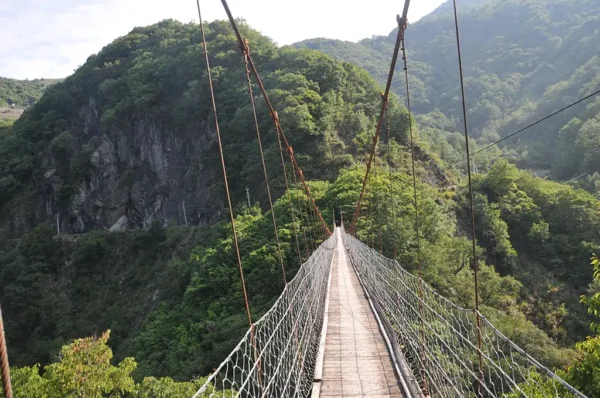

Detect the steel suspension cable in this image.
[369,174,376,248]
[452,0,485,395]
[385,103,397,258]
[219,0,331,236]
[307,192,320,243]
[350,1,410,234]
[297,167,317,252]
[242,47,288,284]
[401,35,430,397]
[0,305,12,398]
[292,167,312,257]
[466,87,600,161]
[378,190,383,254]
[196,0,252,327]
[272,112,304,265]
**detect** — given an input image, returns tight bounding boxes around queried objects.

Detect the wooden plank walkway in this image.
[319,229,403,397]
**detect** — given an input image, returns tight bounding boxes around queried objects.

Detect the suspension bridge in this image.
[0,0,594,397]
[187,0,588,395]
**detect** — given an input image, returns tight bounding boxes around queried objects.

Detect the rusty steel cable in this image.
[242,47,288,285]
[384,102,398,258]
[465,87,600,162]
[0,305,12,398]
[401,35,430,397]
[196,0,253,327]
[219,0,331,236]
[378,189,383,254]
[300,176,317,253]
[350,0,410,234]
[297,170,316,252]
[452,0,485,395]
[271,107,304,266]
[307,193,319,244]
[292,167,312,258]
[368,176,373,247]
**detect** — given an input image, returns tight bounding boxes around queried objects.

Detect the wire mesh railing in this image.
[342,230,586,398]
[193,233,336,398]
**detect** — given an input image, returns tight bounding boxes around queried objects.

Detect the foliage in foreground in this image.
[0,330,225,398]
[0,77,60,108]
[504,255,600,397]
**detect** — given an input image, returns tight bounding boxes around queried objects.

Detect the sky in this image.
[0,0,445,80]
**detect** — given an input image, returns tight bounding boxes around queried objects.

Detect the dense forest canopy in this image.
[0,77,61,108]
[0,18,409,386]
[0,18,411,235]
[2,1,600,395]
[293,0,600,185]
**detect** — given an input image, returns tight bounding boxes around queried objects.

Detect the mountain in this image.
[3,9,600,396]
[0,77,61,124]
[293,0,600,181]
[0,18,404,380]
[0,19,412,237]
[0,77,61,109]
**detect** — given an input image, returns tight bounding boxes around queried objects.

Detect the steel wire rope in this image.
[401,35,431,397]
[292,167,313,257]
[385,103,398,258]
[462,88,600,162]
[219,0,331,236]
[195,0,252,328]
[452,0,486,395]
[241,44,288,284]
[274,130,305,267]
[349,0,411,234]
[0,305,12,398]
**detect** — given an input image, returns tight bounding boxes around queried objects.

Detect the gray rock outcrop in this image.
[1,96,223,236]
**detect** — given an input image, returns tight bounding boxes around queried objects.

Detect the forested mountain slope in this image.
[0,19,409,236]
[0,18,413,382]
[293,0,600,182]
[0,78,61,125]
[3,12,600,397]
[0,77,60,108]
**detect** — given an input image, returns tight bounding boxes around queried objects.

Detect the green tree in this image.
[0,331,221,398]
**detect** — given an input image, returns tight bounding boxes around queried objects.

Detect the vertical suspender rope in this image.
[368,169,373,246]
[195,0,253,328]
[0,305,12,398]
[220,0,331,237]
[292,167,312,257]
[350,1,410,234]
[401,36,430,397]
[452,0,485,395]
[272,130,304,265]
[242,46,288,284]
[378,186,383,254]
[385,103,398,258]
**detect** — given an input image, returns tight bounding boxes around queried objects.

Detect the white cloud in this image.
[0,0,445,79]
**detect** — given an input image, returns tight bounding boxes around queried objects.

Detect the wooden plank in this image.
[312,233,337,398]
[319,229,403,397]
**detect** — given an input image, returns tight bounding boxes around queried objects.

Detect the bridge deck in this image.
[319,229,402,397]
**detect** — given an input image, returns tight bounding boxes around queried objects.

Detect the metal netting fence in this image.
[193,233,336,398]
[343,230,586,398]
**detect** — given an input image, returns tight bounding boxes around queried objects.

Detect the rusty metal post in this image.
[0,305,13,398]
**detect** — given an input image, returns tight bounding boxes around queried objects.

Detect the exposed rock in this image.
[1,96,222,236]
[109,215,129,232]
[412,144,452,188]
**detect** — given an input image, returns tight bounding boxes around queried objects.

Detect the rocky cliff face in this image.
[2,96,223,236]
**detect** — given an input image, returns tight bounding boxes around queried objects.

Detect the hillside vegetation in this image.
[293,0,600,182]
[0,19,411,236]
[2,6,600,396]
[0,18,408,383]
[0,77,60,109]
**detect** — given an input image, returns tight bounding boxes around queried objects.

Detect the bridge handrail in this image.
[342,229,586,398]
[193,233,336,397]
